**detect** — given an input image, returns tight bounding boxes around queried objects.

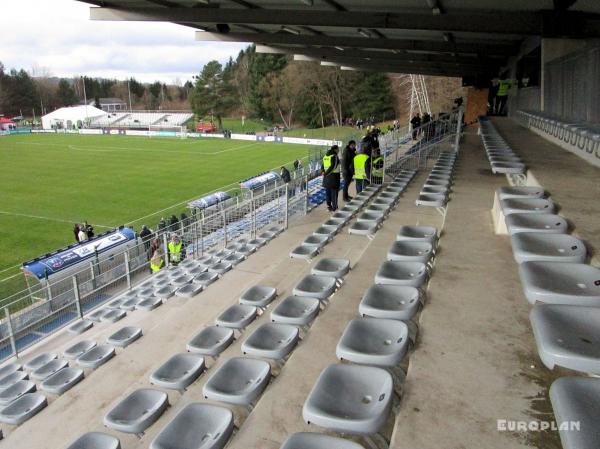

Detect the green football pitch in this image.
[0,133,316,301]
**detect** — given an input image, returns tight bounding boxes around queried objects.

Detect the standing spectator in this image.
[150,237,161,258]
[353,147,371,194]
[410,113,421,140]
[73,224,80,242]
[293,159,299,171]
[168,234,183,265]
[150,248,164,273]
[488,78,499,115]
[421,113,431,141]
[158,217,166,235]
[139,225,153,252]
[322,145,341,212]
[180,212,190,228]
[280,166,291,183]
[341,140,356,202]
[84,221,94,239]
[168,214,179,232]
[77,225,87,242]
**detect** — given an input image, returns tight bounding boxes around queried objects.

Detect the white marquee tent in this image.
[41,106,107,130]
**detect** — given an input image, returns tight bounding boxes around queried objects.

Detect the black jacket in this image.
[322,151,341,189]
[280,167,291,183]
[341,145,355,178]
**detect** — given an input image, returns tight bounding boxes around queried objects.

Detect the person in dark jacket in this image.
[321,145,341,212]
[157,217,166,235]
[280,166,291,183]
[73,223,80,242]
[341,140,356,202]
[168,214,179,232]
[84,221,94,239]
[410,113,421,140]
[139,225,153,253]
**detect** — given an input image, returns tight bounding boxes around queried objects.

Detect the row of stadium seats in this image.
[89,112,193,128]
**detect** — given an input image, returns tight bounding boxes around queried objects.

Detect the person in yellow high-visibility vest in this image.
[371,148,384,185]
[321,145,341,212]
[353,147,371,194]
[168,234,183,265]
[150,248,164,273]
[495,77,511,115]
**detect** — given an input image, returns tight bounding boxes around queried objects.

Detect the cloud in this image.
[0,0,248,83]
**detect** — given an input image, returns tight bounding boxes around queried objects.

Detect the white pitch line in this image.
[67,141,264,155]
[0,211,113,228]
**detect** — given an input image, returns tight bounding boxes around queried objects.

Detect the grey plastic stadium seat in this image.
[64,340,97,360]
[293,275,337,300]
[325,217,346,227]
[385,185,405,194]
[505,213,569,235]
[150,403,234,449]
[396,226,437,245]
[240,285,277,308]
[387,241,433,263]
[222,253,246,266]
[107,298,125,310]
[511,233,586,264]
[0,393,47,425]
[372,197,395,206]
[41,367,84,395]
[155,285,176,299]
[531,304,600,373]
[66,432,121,449]
[175,281,204,298]
[248,238,267,248]
[340,205,359,215]
[101,309,126,323]
[491,161,526,174]
[280,433,366,449]
[0,370,28,390]
[497,186,545,200]
[303,364,393,434]
[519,262,600,305]
[242,323,300,360]
[313,225,338,238]
[416,193,447,207]
[186,265,208,277]
[76,344,116,369]
[423,178,450,188]
[25,353,57,372]
[0,380,36,406]
[195,272,219,286]
[150,353,206,391]
[357,212,384,224]
[0,363,21,380]
[500,198,555,215]
[107,326,143,348]
[421,186,448,196]
[259,230,276,241]
[271,296,320,326]
[550,377,600,449]
[358,285,421,322]
[215,304,258,329]
[136,296,162,311]
[120,297,141,311]
[268,226,283,235]
[348,221,379,235]
[187,326,235,357]
[375,261,427,287]
[303,234,330,248]
[138,287,157,298]
[209,262,233,275]
[198,256,220,266]
[363,206,387,218]
[337,318,409,367]
[203,357,271,406]
[89,309,107,323]
[331,211,353,222]
[68,320,93,335]
[171,275,194,288]
[311,258,350,279]
[104,388,168,434]
[290,244,319,260]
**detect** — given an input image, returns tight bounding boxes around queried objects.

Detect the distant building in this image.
[88,97,128,112]
[0,117,16,130]
[42,106,107,130]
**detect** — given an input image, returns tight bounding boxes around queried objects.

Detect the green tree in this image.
[247,46,288,120]
[128,77,145,99]
[56,79,78,106]
[349,72,395,122]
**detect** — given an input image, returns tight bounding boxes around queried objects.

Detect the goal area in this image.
[148,125,187,139]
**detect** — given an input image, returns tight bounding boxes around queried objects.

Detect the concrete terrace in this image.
[3,118,600,449]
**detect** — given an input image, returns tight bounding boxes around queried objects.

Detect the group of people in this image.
[72,222,95,242]
[139,227,185,274]
[488,77,515,116]
[409,112,433,140]
[321,129,384,212]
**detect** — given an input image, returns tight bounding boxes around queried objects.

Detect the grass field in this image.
[0,133,315,301]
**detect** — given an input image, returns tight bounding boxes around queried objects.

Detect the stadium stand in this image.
[89,112,193,129]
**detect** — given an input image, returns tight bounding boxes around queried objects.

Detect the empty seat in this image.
[77,345,116,369]
[497,186,545,200]
[0,380,36,406]
[68,320,93,335]
[187,326,235,357]
[375,261,427,287]
[104,388,168,434]
[120,297,141,311]
[491,161,526,174]
[303,234,330,248]
[311,258,350,278]
[242,323,300,360]
[549,377,600,449]
[387,241,433,264]
[31,359,68,381]
[101,309,126,323]
[239,285,277,308]
[64,340,97,360]
[215,304,258,329]
[303,364,393,434]
[348,221,379,236]
[137,287,157,298]
[66,432,121,449]
[208,262,233,275]
[359,285,421,321]
[259,230,276,241]
[107,298,125,309]
[0,370,28,390]
[25,353,57,372]
[290,244,319,260]
[293,275,337,300]
[519,262,600,305]
[155,285,176,299]
[421,186,449,196]
[357,212,384,224]
[195,272,219,286]
[136,296,162,311]
[186,266,208,277]
[222,253,246,266]
[0,393,47,425]
[248,238,267,248]
[203,357,271,406]
[510,233,586,264]
[271,296,320,326]
[150,353,206,391]
[88,309,109,322]
[41,367,84,395]
[171,275,194,287]
[150,403,234,449]
[198,256,220,266]
[531,304,600,373]
[331,211,353,222]
[365,204,389,216]
[500,198,555,215]
[416,193,447,207]
[505,213,569,235]
[313,225,338,238]
[107,326,143,348]
[0,363,21,380]
[337,318,409,367]
[175,282,204,298]
[280,433,366,449]
[396,226,437,245]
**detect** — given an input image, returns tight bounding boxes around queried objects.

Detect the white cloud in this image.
[0,0,248,83]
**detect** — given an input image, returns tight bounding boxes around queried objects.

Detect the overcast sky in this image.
[0,0,247,83]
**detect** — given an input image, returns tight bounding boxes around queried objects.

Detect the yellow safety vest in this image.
[354,154,369,180]
[168,241,182,262]
[150,258,164,273]
[372,156,384,177]
[323,154,340,173]
[497,80,510,96]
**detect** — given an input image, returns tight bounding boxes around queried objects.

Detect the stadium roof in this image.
[82,0,600,79]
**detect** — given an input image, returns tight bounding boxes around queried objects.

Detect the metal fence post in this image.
[454,107,464,153]
[124,252,131,290]
[303,175,309,215]
[163,233,170,267]
[251,191,257,239]
[284,185,289,230]
[4,307,17,358]
[199,218,204,256]
[72,276,83,318]
[222,211,228,247]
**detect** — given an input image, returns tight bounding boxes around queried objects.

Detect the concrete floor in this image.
[3,119,598,449]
